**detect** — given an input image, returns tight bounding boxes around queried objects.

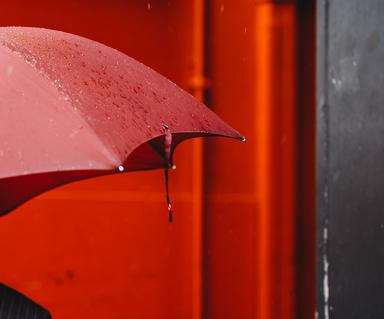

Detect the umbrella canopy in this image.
[0,27,243,217]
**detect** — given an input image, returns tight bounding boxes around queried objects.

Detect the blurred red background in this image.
[0,1,314,318]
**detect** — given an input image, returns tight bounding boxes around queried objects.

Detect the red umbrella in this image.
[0,27,244,220]
[0,27,244,318]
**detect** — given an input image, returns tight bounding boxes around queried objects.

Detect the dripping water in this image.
[164,168,172,222]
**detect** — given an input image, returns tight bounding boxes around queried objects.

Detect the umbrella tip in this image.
[240,137,247,143]
[118,165,125,172]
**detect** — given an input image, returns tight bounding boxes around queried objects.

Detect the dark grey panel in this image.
[317,0,384,318]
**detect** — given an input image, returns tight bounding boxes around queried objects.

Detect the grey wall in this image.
[317,0,384,318]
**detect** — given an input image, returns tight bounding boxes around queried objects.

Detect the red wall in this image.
[0,1,314,319]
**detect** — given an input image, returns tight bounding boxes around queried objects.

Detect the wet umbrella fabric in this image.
[0,283,51,319]
[0,27,243,218]
[0,27,243,317]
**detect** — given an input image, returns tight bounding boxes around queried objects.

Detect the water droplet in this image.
[168,204,173,223]
[69,129,79,138]
[118,165,124,172]
[241,137,247,143]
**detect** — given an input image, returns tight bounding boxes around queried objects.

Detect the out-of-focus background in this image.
[0,1,314,319]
